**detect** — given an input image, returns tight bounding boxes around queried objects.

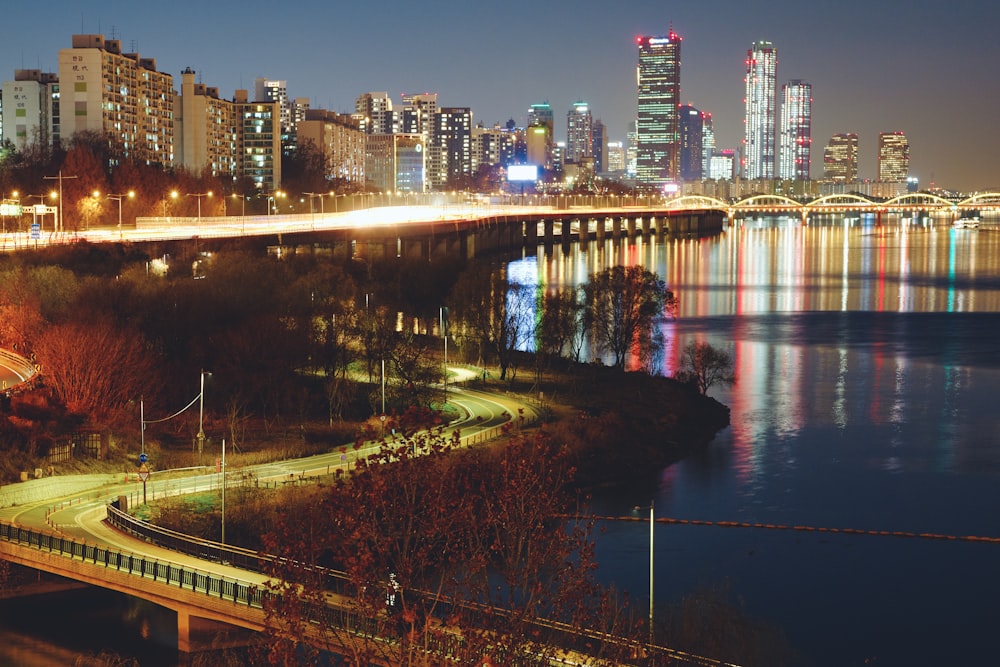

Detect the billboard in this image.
[507,165,539,182]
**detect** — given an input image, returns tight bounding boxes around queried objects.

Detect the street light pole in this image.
[44,170,77,233]
[108,191,135,240]
[197,370,210,465]
[187,192,213,221]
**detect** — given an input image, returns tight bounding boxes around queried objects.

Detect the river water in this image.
[4,216,999,666]
[509,216,1000,666]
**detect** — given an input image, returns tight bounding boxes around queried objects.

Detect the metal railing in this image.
[0,516,266,610]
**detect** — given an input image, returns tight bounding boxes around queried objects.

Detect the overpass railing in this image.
[0,348,38,395]
[0,516,267,609]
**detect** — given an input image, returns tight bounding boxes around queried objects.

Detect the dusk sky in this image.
[2,1,998,190]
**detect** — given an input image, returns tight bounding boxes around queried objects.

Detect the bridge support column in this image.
[178,610,192,653]
[524,219,538,247]
[543,219,555,245]
[612,217,622,239]
[595,217,607,242]
[626,217,637,238]
[655,216,668,236]
[578,218,589,243]
[642,217,652,236]
[560,219,572,245]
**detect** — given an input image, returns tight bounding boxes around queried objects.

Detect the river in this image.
[4,216,999,666]
[509,215,1000,666]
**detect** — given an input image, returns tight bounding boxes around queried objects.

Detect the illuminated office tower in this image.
[742,40,778,180]
[779,80,811,180]
[527,102,554,169]
[592,119,607,173]
[636,31,681,185]
[678,104,703,181]
[701,111,715,177]
[431,107,471,187]
[565,101,593,163]
[606,140,625,173]
[58,34,174,166]
[823,133,859,182]
[878,131,909,182]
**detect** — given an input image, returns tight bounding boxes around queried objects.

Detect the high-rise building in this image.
[175,68,239,179]
[234,90,282,192]
[779,80,812,180]
[823,133,859,182]
[471,124,516,173]
[431,107,471,188]
[365,133,425,193]
[526,102,554,170]
[592,119,607,174]
[742,40,778,180]
[254,78,291,141]
[565,101,592,163]
[709,149,736,181]
[606,140,625,173]
[355,92,395,135]
[626,120,638,177]
[678,104,703,182]
[400,93,440,186]
[636,31,681,186]
[701,111,715,178]
[1,70,60,150]
[878,131,909,182]
[58,34,174,166]
[296,109,366,184]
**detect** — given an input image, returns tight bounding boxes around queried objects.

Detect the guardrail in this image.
[0,516,266,609]
[0,348,38,395]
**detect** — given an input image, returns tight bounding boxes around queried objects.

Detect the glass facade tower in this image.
[743,40,778,180]
[779,79,812,180]
[636,31,681,187]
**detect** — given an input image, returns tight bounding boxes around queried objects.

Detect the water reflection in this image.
[509,217,1000,665]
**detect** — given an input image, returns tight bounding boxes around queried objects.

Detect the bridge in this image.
[0,199,725,260]
[666,192,1000,222]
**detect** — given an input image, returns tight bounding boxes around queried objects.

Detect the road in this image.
[1,380,540,561]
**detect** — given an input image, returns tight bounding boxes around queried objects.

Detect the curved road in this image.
[2,380,541,560]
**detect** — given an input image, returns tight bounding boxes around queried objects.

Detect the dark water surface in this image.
[511,219,1000,666]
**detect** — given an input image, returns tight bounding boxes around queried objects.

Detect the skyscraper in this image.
[701,111,715,178]
[527,102,554,169]
[678,104,703,182]
[823,133,859,182]
[592,119,607,174]
[254,78,291,138]
[565,101,593,163]
[779,80,812,180]
[878,131,909,182]
[743,40,778,180]
[636,31,681,186]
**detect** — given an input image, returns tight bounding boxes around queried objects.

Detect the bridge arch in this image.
[957,192,1000,208]
[666,195,729,212]
[805,193,877,209]
[883,192,957,208]
[732,194,803,209]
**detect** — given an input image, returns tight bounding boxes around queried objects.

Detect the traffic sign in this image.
[138,452,148,464]
[137,464,151,482]
[30,223,40,240]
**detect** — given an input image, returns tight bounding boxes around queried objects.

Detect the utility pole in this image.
[43,170,78,233]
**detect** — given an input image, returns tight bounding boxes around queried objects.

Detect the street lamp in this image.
[268,190,286,216]
[231,193,246,234]
[187,191,213,221]
[163,190,179,219]
[197,370,212,465]
[633,501,655,645]
[107,191,136,240]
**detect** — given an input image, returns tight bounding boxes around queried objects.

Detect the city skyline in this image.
[1,1,998,190]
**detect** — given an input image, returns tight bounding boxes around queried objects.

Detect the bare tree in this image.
[583,266,676,369]
[676,340,736,395]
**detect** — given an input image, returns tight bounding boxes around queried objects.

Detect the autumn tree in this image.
[32,318,160,427]
[260,424,644,666]
[583,265,676,370]
[676,340,736,395]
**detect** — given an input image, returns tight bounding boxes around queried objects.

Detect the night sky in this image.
[2,0,997,190]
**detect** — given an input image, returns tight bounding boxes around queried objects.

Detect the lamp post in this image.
[108,191,135,240]
[187,191,213,221]
[197,370,211,466]
[231,193,246,234]
[43,169,77,233]
[633,501,655,645]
